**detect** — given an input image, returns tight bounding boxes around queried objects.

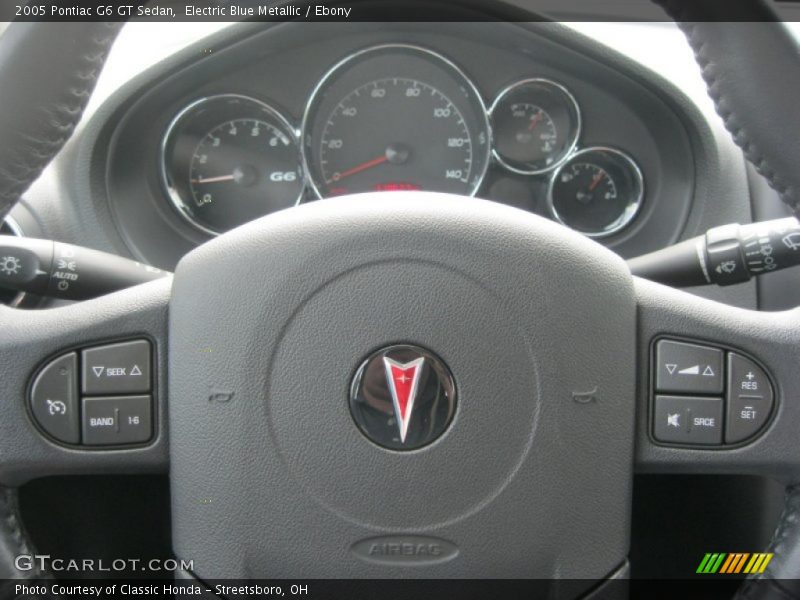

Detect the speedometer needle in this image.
[191,174,237,184]
[331,155,389,182]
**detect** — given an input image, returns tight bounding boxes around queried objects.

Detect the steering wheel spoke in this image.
[0,278,170,485]
[634,276,800,481]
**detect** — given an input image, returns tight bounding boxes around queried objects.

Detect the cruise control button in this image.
[82,395,152,446]
[82,340,151,395]
[654,395,723,445]
[725,353,774,444]
[30,352,80,444]
[655,340,723,394]
[726,396,771,444]
[727,352,772,399]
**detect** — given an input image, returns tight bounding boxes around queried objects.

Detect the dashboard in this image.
[101,21,700,270]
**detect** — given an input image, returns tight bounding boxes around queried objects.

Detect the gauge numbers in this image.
[558,162,617,205]
[189,118,297,210]
[318,78,478,195]
[507,103,558,158]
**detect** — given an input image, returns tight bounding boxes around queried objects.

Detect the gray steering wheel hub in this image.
[168,192,636,580]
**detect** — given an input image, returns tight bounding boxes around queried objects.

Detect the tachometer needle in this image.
[331,155,389,182]
[191,174,237,184]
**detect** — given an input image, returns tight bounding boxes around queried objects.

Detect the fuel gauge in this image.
[547,147,643,238]
[489,78,580,174]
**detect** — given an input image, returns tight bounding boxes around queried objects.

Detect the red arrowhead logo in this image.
[382,356,425,443]
[350,345,455,451]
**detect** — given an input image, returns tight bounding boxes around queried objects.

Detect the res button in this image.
[725,353,774,444]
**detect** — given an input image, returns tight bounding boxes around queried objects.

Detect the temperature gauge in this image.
[489,78,580,174]
[547,147,643,238]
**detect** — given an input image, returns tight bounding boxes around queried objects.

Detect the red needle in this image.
[191,174,236,184]
[331,155,389,182]
[588,170,606,191]
[528,110,544,131]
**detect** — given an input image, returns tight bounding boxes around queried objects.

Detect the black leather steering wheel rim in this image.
[0,22,120,221]
[0,20,121,584]
[658,0,800,215]
[1,7,800,596]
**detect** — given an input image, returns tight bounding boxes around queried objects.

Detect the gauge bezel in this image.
[159,93,303,236]
[300,43,492,200]
[488,77,581,176]
[546,146,644,239]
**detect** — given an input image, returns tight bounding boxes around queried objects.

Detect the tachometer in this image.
[302,45,491,198]
[161,94,303,235]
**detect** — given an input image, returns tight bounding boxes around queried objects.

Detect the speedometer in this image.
[302,45,491,198]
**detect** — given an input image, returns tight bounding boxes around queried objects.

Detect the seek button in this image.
[82,340,151,395]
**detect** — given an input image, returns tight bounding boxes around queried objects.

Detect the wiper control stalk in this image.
[628,217,800,287]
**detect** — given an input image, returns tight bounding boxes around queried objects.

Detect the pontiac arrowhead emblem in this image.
[382,356,425,443]
[349,345,456,451]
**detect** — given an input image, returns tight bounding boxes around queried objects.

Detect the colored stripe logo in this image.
[696,553,773,574]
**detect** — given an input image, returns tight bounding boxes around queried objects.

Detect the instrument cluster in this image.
[160,43,644,238]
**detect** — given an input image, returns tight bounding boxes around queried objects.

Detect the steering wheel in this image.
[1,4,800,598]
